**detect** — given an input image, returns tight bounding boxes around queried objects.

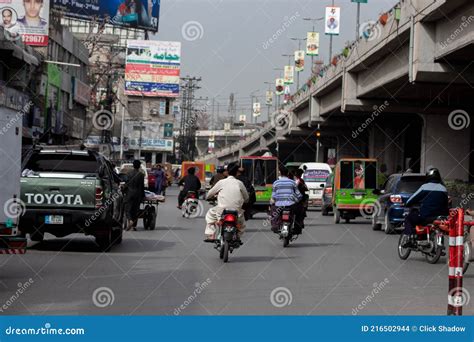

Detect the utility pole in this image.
[356,2,361,40]
[179,76,202,161]
[329,0,335,61]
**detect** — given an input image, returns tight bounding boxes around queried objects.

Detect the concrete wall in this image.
[420,113,470,181]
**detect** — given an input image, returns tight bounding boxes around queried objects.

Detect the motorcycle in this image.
[398,209,447,264]
[211,208,241,263]
[279,207,298,248]
[182,191,199,218]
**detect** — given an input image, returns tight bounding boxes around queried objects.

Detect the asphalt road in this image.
[1,186,472,315]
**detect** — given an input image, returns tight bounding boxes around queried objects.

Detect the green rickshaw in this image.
[332,158,378,224]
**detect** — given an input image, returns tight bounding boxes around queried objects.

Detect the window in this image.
[265,159,277,184]
[365,161,377,189]
[397,176,426,193]
[25,154,99,173]
[340,161,353,189]
[241,159,253,184]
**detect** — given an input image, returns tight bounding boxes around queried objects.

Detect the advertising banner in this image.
[125,40,181,98]
[252,102,261,117]
[306,32,320,56]
[275,78,284,96]
[295,50,305,72]
[283,66,294,85]
[0,0,50,46]
[325,6,341,35]
[265,91,273,106]
[51,0,160,32]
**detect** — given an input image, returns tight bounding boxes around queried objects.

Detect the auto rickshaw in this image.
[332,158,378,224]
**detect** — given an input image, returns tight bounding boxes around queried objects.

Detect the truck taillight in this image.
[0,228,12,235]
[390,195,402,203]
[95,186,104,208]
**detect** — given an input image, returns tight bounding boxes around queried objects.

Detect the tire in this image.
[283,236,290,248]
[30,230,44,242]
[111,227,123,245]
[96,229,113,252]
[425,233,442,264]
[223,241,229,263]
[398,234,411,260]
[345,217,351,224]
[219,242,225,259]
[372,215,382,231]
[334,208,340,224]
[384,211,395,235]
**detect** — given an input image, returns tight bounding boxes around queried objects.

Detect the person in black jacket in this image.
[124,160,145,231]
[237,167,256,220]
[401,167,449,248]
[178,167,201,209]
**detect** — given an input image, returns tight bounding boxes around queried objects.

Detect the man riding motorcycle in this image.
[204,163,249,242]
[177,167,201,209]
[401,167,449,248]
[270,166,303,233]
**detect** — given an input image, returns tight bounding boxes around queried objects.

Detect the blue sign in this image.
[51,0,161,32]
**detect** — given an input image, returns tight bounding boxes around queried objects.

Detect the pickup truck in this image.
[19,148,125,252]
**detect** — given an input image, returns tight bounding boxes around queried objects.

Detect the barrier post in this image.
[447,208,464,315]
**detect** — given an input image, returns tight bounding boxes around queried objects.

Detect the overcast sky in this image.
[154,0,399,119]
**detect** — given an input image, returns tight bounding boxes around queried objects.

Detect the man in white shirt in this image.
[205,163,249,241]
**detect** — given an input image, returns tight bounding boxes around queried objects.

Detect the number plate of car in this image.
[45,215,64,225]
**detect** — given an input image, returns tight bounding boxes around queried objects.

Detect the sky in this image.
[154,0,399,121]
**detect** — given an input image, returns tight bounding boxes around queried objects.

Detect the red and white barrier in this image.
[447,208,465,315]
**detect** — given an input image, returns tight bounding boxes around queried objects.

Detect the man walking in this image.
[124,160,145,231]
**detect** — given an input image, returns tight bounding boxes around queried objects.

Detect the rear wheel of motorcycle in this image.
[223,241,229,263]
[283,236,290,248]
[397,234,411,260]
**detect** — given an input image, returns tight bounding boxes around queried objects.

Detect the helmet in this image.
[426,167,442,183]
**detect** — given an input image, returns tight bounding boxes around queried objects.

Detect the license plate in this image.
[354,195,362,200]
[45,215,63,225]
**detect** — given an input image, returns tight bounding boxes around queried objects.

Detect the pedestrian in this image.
[178,167,201,209]
[237,167,256,220]
[154,164,165,195]
[294,169,309,219]
[124,160,145,231]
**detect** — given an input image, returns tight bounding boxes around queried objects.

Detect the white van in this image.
[299,163,332,208]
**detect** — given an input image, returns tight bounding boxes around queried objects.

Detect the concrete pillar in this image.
[420,114,470,181]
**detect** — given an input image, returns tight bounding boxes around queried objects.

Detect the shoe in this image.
[204,234,216,243]
[177,205,182,209]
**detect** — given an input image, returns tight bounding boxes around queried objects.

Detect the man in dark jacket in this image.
[237,167,256,220]
[402,167,449,248]
[210,167,226,187]
[178,167,201,208]
[124,160,145,231]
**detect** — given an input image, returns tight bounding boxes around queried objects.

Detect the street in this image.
[1,187,472,316]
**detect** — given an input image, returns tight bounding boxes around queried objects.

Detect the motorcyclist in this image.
[210,166,226,187]
[177,167,201,209]
[294,168,309,219]
[401,167,449,248]
[270,166,303,233]
[204,163,249,242]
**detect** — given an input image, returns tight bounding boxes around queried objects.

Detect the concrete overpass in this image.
[198,0,474,181]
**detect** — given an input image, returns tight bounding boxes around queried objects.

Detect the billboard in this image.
[295,50,305,72]
[284,66,294,85]
[51,0,160,32]
[306,32,319,56]
[125,40,181,97]
[0,0,50,46]
[325,6,341,35]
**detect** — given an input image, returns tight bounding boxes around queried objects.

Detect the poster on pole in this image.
[325,6,341,35]
[306,32,320,56]
[239,115,246,123]
[295,50,305,72]
[253,102,261,117]
[265,91,273,106]
[0,0,50,46]
[275,79,284,96]
[284,66,294,85]
[125,40,181,97]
